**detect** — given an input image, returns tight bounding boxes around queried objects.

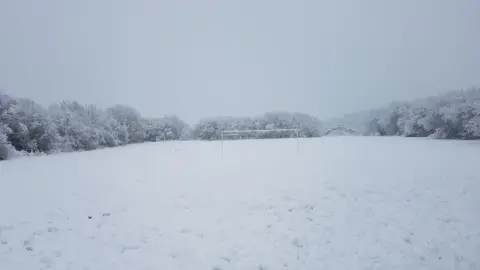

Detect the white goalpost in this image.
[220,129,300,156]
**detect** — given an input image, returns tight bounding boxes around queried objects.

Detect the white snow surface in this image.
[0,137,479,270]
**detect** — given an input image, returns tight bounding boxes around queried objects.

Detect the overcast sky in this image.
[1,0,479,123]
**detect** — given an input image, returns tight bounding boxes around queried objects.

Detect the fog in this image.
[1,0,479,123]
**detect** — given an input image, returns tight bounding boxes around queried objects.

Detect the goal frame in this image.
[220,129,300,156]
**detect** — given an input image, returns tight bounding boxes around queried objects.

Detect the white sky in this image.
[1,0,479,123]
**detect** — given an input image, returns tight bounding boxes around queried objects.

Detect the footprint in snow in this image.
[179,228,192,234]
[304,204,315,211]
[220,256,231,263]
[403,237,412,244]
[292,238,304,248]
[121,245,140,253]
[47,226,59,233]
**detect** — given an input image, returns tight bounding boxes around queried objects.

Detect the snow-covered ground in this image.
[0,137,479,270]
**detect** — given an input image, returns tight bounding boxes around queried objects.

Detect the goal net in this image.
[220,129,300,155]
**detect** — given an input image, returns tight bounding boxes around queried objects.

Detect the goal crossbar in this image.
[221,129,300,134]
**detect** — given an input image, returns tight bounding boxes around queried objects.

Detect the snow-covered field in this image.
[0,137,479,270]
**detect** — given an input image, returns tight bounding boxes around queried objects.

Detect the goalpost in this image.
[220,129,300,156]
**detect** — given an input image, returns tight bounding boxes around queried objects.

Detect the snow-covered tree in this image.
[107,105,146,143]
[465,115,480,138]
[0,124,17,160]
[0,91,195,160]
[144,115,189,141]
[192,112,323,140]
[331,87,480,140]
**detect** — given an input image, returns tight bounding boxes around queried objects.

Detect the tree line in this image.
[2,88,480,160]
[331,88,480,139]
[0,92,323,160]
